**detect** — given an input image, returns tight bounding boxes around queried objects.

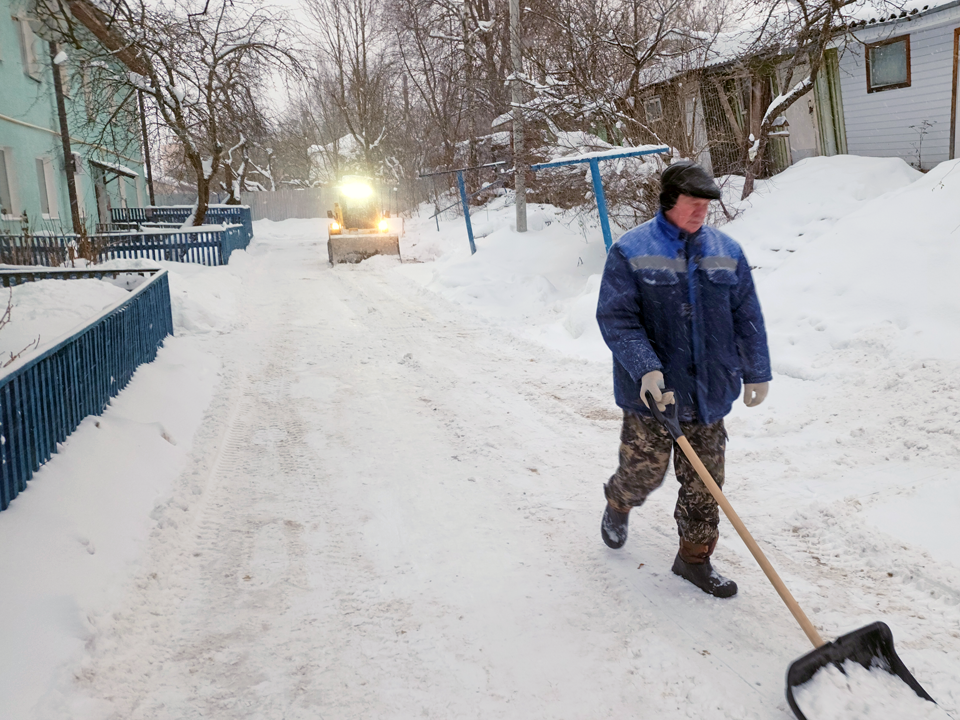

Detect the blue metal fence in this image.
[111,205,254,244]
[0,268,159,287]
[0,234,72,266]
[0,226,248,268]
[0,269,174,511]
[99,225,247,266]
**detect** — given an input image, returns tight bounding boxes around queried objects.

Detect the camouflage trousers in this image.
[604,411,726,546]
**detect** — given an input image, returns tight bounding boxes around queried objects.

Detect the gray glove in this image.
[640,371,675,412]
[743,382,769,407]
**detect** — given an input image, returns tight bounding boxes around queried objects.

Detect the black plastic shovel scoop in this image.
[645,391,938,719]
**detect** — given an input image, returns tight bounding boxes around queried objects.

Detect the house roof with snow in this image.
[839,0,960,40]
[636,0,960,91]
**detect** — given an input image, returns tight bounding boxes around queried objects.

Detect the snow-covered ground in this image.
[0,155,958,719]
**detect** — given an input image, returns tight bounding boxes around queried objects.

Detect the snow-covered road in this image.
[25,221,953,720]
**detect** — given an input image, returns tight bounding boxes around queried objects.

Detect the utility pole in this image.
[509,0,526,233]
[49,42,83,235]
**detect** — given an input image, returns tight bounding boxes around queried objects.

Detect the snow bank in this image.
[398,155,960,372]
[722,155,923,276]
[755,158,960,365]
[0,255,244,720]
[0,279,130,363]
[399,197,611,361]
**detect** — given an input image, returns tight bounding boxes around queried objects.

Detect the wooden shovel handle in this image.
[674,434,825,649]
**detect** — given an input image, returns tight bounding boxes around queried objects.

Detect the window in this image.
[866,35,911,93]
[16,17,42,81]
[82,64,97,119]
[36,157,59,219]
[644,96,664,122]
[0,149,18,218]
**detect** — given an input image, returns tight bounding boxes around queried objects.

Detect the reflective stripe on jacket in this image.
[596,211,772,424]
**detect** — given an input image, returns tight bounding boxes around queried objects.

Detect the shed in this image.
[828,0,960,169]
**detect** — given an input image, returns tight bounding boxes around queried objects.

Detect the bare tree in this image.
[40,0,300,224]
[305,0,396,180]
[722,0,902,198]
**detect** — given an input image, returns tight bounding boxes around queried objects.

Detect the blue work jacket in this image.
[596,211,772,425]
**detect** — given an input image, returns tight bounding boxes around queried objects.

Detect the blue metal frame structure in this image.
[530,146,669,251]
[420,161,507,255]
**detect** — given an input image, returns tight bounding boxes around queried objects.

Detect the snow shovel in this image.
[644,390,937,719]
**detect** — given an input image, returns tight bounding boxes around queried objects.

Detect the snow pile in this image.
[793,661,950,719]
[0,256,244,720]
[751,158,960,365]
[400,196,612,361]
[0,278,131,363]
[400,156,960,370]
[721,155,922,276]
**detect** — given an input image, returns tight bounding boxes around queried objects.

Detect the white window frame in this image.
[0,148,22,220]
[36,156,59,219]
[644,96,664,123]
[16,17,42,81]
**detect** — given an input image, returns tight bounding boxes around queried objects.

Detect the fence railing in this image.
[0,234,73,267]
[0,268,174,511]
[0,268,160,288]
[111,205,254,244]
[99,225,247,266]
[0,225,249,268]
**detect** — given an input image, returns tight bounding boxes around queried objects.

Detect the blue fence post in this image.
[456,171,476,255]
[529,146,669,252]
[589,158,614,252]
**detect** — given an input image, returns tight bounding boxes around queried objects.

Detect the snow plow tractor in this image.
[326,176,400,265]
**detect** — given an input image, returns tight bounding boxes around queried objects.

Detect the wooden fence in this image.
[0,269,174,511]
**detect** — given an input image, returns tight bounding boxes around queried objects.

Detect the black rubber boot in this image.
[601,503,630,549]
[671,554,738,598]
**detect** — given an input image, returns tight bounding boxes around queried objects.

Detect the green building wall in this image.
[0,0,146,237]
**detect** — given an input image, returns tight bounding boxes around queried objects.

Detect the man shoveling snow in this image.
[596,160,772,598]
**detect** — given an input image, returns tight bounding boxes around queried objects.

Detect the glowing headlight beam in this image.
[341,182,373,200]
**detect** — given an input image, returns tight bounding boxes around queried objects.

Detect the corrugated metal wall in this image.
[838,20,957,169]
[155,189,333,220]
[154,186,403,222]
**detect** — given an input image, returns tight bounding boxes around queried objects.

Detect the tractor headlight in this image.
[378,219,389,232]
[329,221,341,234]
[341,181,373,200]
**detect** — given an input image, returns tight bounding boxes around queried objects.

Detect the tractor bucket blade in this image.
[785,621,936,719]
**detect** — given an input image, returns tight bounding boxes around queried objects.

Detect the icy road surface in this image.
[42,224,960,719]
